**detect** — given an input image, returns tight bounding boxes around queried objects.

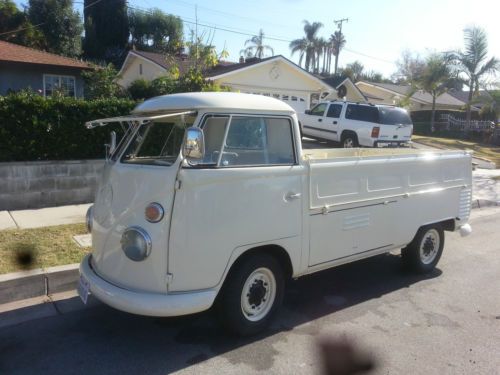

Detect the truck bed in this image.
[302,147,473,267]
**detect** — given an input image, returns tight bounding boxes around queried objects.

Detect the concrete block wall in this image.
[0,160,104,210]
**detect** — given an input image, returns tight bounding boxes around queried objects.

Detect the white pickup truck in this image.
[80,92,472,336]
[298,101,413,148]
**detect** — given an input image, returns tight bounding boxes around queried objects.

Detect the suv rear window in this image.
[345,104,379,123]
[378,107,412,125]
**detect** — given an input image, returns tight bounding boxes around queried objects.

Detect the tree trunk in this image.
[466,78,474,126]
[431,92,436,132]
[334,53,339,74]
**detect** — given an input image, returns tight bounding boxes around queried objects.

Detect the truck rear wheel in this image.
[341,132,358,148]
[217,253,284,336]
[402,225,444,273]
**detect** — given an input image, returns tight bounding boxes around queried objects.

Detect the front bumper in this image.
[79,254,217,317]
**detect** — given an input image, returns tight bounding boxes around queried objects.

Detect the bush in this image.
[0,91,136,161]
[127,69,229,100]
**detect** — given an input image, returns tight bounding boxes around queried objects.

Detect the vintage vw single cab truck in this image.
[79,92,472,335]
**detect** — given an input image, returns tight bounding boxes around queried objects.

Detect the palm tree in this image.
[241,29,274,59]
[289,20,323,72]
[414,54,451,131]
[330,30,346,74]
[448,27,499,124]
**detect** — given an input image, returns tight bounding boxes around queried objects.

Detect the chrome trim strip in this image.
[309,184,468,214]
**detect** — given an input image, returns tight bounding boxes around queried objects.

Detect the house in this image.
[0,40,92,98]
[355,81,472,112]
[117,50,363,113]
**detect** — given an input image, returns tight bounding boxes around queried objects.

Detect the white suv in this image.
[298,101,413,147]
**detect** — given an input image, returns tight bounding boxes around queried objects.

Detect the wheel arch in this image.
[341,129,358,141]
[218,244,294,293]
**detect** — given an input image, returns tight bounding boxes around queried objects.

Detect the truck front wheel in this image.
[217,253,284,336]
[402,225,444,273]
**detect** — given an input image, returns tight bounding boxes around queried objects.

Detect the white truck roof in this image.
[132,92,296,115]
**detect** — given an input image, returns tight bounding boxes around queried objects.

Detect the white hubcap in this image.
[343,138,354,148]
[419,229,440,264]
[241,268,276,322]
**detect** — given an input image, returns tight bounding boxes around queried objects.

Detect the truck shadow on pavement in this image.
[0,253,441,375]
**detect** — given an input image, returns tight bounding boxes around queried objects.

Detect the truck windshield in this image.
[378,107,412,125]
[121,113,196,166]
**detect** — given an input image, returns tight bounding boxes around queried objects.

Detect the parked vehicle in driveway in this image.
[298,101,413,148]
[79,92,472,336]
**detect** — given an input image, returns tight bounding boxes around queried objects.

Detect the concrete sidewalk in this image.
[0,203,91,230]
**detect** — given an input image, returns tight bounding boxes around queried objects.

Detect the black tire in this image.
[217,253,285,336]
[341,132,359,148]
[402,224,445,273]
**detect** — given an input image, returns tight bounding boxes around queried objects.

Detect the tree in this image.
[129,8,183,54]
[241,29,273,59]
[341,60,364,82]
[413,54,451,131]
[28,0,82,57]
[330,30,346,75]
[83,0,129,65]
[289,20,323,72]
[448,27,499,124]
[392,50,425,84]
[0,0,44,48]
[81,64,125,99]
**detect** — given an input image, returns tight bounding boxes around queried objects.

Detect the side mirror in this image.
[305,109,311,115]
[182,127,205,161]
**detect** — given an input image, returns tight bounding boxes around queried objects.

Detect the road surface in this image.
[1,207,499,375]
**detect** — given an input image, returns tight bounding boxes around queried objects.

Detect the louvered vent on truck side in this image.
[458,188,472,221]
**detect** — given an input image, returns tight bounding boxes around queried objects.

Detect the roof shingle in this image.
[0,40,91,69]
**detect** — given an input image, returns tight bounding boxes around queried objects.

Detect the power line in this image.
[129,5,395,65]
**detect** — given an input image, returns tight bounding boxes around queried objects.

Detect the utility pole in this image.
[333,18,348,75]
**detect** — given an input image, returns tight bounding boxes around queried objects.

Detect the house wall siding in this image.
[117,57,167,87]
[0,63,85,97]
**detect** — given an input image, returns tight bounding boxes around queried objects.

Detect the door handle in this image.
[286,192,301,200]
[333,121,337,124]
[318,118,322,122]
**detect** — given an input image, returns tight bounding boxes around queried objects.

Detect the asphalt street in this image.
[1,207,499,374]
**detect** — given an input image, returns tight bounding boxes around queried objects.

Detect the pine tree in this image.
[83,0,129,65]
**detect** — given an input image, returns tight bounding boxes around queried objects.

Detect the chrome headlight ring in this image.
[121,226,152,262]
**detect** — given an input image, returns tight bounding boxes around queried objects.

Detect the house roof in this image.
[357,81,469,107]
[205,56,276,77]
[447,89,492,107]
[0,40,91,69]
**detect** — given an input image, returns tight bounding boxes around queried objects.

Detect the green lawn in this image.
[0,223,89,274]
[412,135,500,167]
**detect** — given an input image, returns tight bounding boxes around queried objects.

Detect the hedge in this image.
[0,92,136,162]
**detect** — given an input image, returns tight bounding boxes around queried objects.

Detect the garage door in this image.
[242,91,307,114]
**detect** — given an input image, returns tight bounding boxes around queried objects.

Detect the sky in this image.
[15,0,500,78]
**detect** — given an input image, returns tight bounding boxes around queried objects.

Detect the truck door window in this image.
[310,103,327,116]
[326,104,342,118]
[220,116,295,167]
[345,104,379,123]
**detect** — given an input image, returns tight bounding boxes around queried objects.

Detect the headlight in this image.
[121,226,152,261]
[86,205,93,233]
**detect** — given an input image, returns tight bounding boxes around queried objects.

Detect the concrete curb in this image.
[0,263,79,305]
